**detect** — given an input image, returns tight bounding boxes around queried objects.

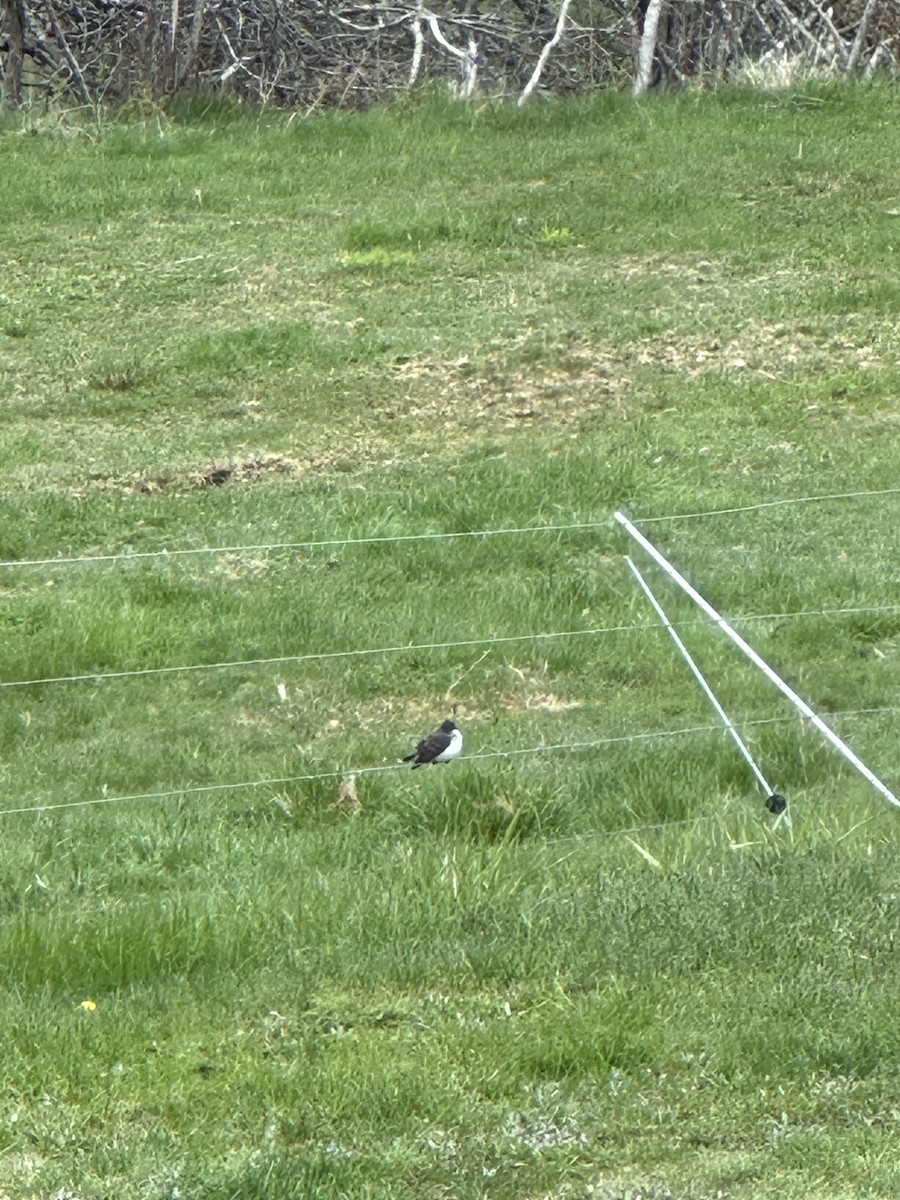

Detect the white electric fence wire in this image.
[0,522,607,571]
[0,707,891,820]
[625,556,775,798]
[636,486,900,523]
[2,603,899,693]
[0,718,784,818]
[615,511,900,811]
[1,484,898,572]
[0,626,630,690]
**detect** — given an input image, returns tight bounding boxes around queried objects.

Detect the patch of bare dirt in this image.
[383,316,884,435]
[78,452,335,495]
[624,323,883,379]
[390,347,631,429]
[611,252,730,284]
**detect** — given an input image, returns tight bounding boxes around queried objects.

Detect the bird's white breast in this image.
[436,728,463,762]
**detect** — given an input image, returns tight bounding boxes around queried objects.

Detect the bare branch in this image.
[408,2,424,86]
[421,7,479,97]
[422,7,467,61]
[1,0,27,109]
[44,0,92,104]
[847,0,879,74]
[633,0,666,96]
[518,0,573,106]
[806,0,849,66]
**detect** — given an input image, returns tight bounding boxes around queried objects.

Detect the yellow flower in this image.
[79,999,97,1012]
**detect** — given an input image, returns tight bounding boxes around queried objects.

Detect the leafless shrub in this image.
[1,1,896,112]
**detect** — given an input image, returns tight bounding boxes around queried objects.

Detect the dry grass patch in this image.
[624,323,885,380]
[389,346,632,431]
[381,314,886,440]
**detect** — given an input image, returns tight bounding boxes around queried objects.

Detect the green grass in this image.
[0,84,899,1198]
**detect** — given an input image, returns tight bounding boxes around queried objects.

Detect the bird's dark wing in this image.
[413,729,452,764]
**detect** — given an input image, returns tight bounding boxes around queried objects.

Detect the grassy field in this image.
[0,83,899,1199]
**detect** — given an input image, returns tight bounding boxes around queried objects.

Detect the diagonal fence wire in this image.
[626,555,793,830]
[626,557,777,798]
[616,510,900,812]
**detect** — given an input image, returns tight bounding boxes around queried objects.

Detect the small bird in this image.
[402,719,463,769]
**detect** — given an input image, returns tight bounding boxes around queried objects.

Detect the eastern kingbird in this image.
[402,719,462,769]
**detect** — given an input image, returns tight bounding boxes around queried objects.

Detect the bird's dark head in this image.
[439,719,457,732]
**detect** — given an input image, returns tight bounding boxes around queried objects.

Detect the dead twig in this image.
[519,0,573,105]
